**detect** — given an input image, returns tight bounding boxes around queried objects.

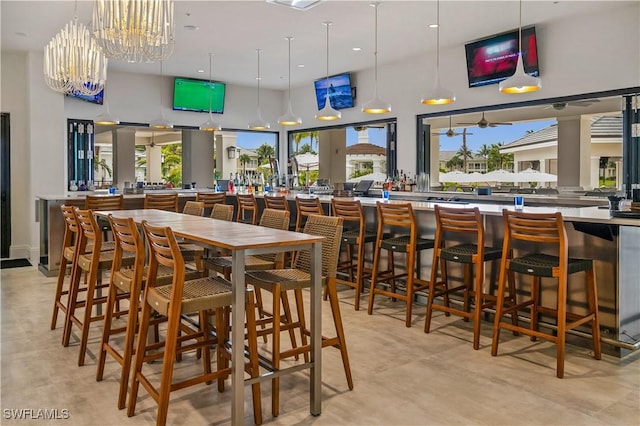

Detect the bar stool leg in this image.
[556,274,568,379]
[586,269,601,360]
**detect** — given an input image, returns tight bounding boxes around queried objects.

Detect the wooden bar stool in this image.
[128,221,262,426]
[62,208,134,365]
[236,193,259,225]
[96,215,201,409]
[491,210,601,378]
[424,205,516,349]
[51,205,113,330]
[367,202,434,327]
[144,193,178,212]
[295,196,324,232]
[331,198,379,310]
[245,214,353,417]
[196,192,226,216]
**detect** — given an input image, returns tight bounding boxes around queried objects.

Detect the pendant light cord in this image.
[372,2,379,95]
[324,22,330,99]
[256,49,261,111]
[518,0,523,55]
[208,53,213,119]
[435,0,440,71]
[287,37,292,103]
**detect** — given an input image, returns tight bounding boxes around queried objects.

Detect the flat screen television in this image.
[173,77,226,113]
[464,26,539,88]
[66,89,104,105]
[314,73,354,110]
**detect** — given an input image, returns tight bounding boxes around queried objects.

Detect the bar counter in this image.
[36,190,640,356]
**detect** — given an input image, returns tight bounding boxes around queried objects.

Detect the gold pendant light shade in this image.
[278,36,302,126]
[315,21,341,121]
[421,0,455,105]
[362,2,391,114]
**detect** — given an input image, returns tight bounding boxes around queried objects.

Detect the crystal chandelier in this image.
[92,0,175,63]
[44,13,107,95]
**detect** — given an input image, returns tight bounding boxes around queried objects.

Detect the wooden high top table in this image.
[97,209,325,423]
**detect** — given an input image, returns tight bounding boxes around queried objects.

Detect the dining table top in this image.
[97,209,324,251]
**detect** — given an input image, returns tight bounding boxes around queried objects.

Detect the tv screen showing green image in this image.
[173,77,226,114]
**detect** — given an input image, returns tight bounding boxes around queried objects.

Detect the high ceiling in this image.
[0,1,628,91]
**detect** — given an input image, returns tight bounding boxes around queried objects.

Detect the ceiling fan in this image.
[543,99,601,110]
[457,112,512,129]
[432,116,473,137]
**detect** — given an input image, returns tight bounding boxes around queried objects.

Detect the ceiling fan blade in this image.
[489,122,513,126]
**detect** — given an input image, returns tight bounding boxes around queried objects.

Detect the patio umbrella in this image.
[484,169,519,182]
[294,153,319,186]
[438,170,469,183]
[514,168,558,183]
[346,171,388,184]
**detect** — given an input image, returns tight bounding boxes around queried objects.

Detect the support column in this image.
[182,130,215,189]
[557,116,592,190]
[147,144,163,183]
[114,127,136,189]
[215,131,239,181]
[318,129,346,185]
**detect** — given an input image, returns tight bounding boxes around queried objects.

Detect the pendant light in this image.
[362,2,391,114]
[248,49,271,130]
[421,0,455,105]
[278,37,302,126]
[315,21,341,121]
[150,60,173,129]
[499,0,542,94]
[200,53,222,132]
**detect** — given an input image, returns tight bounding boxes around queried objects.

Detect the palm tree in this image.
[477,144,491,172]
[161,144,182,186]
[293,131,319,155]
[239,153,251,173]
[446,155,463,170]
[255,143,275,166]
[457,128,474,172]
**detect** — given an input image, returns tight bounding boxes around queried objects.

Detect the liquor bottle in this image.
[257,174,264,194]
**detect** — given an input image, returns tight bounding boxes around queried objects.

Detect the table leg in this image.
[231,250,246,424]
[310,241,322,416]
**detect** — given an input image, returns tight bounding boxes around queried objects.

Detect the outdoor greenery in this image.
[161,144,182,186]
[293,131,319,154]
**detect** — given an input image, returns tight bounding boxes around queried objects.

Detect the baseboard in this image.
[9,245,32,261]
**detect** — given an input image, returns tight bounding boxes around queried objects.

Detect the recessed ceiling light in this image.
[197,69,205,73]
[352,47,362,51]
[428,24,438,28]
[15,31,27,37]
[184,25,199,31]
[297,64,305,68]
[266,0,323,11]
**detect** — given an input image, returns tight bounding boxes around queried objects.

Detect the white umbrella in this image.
[484,169,519,182]
[346,171,388,184]
[514,168,557,183]
[294,153,319,171]
[439,170,469,183]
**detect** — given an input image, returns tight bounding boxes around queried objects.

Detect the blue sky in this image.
[439,119,556,152]
[236,119,556,153]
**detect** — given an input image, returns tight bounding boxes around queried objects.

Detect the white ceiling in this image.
[0,0,629,91]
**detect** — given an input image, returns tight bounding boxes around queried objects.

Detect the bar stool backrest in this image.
[74,208,102,256]
[376,202,417,240]
[295,197,324,232]
[236,194,258,225]
[61,204,80,248]
[141,221,185,291]
[331,198,364,234]
[108,215,145,284]
[144,193,178,212]
[434,205,484,247]
[294,214,343,279]
[196,192,226,209]
[85,194,124,211]
[264,195,290,211]
[254,209,291,265]
[503,210,565,248]
[182,201,205,217]
[210,203,234,221]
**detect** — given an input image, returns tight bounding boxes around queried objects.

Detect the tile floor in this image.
[1,265,639,425]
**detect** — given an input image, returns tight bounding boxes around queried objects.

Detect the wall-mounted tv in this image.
[464,26,539,88]
[66,89,104,105]
[173,77,226,113]
[314,73,354,110]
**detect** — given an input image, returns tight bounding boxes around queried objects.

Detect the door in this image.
[1,113,11,258]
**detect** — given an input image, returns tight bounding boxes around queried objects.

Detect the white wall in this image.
[1,1,638,261]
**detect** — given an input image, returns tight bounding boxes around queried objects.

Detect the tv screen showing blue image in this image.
[66,89,104,105]
[314,73,354,110]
